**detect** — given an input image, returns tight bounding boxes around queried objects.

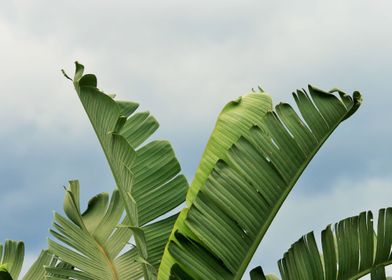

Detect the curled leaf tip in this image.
[61,69,73,81]
[233,96,242,104]
[353,91,363,103]
[328,87,343,94]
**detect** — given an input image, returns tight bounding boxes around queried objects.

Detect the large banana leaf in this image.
[48,180,142,279]
[252,208,392,280]
[0,240,24,279]
[48,180,179,279]
[60,63,188,279]
[159,87,362,279]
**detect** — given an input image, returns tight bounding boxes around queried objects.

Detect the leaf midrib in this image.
[76,84,150,279]
[233,109,350,279]
[94,237,119,280]
[348,260,392,280]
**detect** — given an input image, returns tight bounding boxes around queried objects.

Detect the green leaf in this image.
[159,86,362,279]
[68,62,188,279]
[22,250,57,280]
[0,240,24,279]
[249,266,279,280]
[250,266,266,280]
[0,266,13,280]
[49,180,182,279]
[186,92,273,205]
[371,266,387,280]
[48,180,137,280]
[261,208,392,280]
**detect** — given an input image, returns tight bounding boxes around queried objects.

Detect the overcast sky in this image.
[1,0,392,278]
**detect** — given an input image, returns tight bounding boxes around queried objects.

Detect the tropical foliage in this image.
[3,62,390,280]
[158,81,361,280]
[251,208,392,280]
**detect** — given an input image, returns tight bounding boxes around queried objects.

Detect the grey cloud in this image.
[0,125,115,251]
[1,0,392,276]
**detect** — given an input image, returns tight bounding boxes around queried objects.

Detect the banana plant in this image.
[54,63,189,280]
[158,85,361,279]
[47,180,143,279]
[0,241,57,280]
[6,62,392,280]
[250,208,392,280]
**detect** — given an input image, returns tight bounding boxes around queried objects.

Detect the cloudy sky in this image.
[1,0,392,278]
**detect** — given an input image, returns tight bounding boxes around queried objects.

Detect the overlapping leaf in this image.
[249,267,279,280]
[0,241,60,279]
[48,180,179,279]
[160,89,274,279]
[256,208,392,280]
[61,63,188,279]
[0,240,24,279]
[159,86,362,279]
[23,250,58,280]
[48,180,141,279]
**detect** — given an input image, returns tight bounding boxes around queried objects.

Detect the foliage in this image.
[251,208,392,280]
[159,83,361,279]
[2,62,390,280]
[0,241,24,279]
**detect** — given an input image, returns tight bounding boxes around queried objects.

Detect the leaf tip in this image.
[353,91,362,104]
[61,69,73,81]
